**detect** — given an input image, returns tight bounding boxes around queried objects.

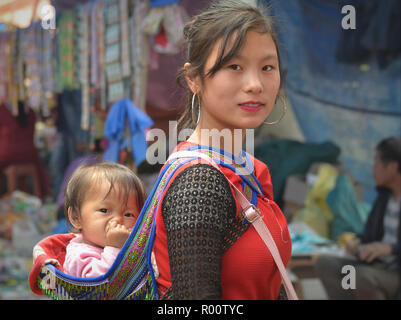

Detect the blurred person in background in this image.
[315,137,401,299]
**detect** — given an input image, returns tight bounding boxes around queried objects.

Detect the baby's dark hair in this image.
[376,137,401,174]
[64,162,146,232]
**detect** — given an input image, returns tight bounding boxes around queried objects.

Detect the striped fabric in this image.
[382,196,401,246]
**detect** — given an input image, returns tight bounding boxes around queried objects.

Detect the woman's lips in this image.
[238,101,264,112]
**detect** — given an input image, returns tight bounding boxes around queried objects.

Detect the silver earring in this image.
[264,97,287,125]
[191,93,200,125]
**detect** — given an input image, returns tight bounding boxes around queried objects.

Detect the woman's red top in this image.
[153,141,292,299]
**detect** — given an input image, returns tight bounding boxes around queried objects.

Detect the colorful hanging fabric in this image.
[95,0,107,110]
[129,11,137,102]
[104,0,125,104]
[56,11,78,91]
[141,3,189,55]
[78,3,91,130]
[87,1,102,147]
[6,29,18,115]
[0,33,8,104]
[150,0,178,7]
[73,10,81,93]
[120,0,131,78]
[20,22,43,112]
[40,26,56,116]
[15,29,25,105]
[130,0,150,109]
[90,2,99,88]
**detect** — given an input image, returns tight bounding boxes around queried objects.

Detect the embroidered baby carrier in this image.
[33,146,284,300]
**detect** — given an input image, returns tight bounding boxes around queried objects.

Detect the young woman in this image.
[152,0,292,300]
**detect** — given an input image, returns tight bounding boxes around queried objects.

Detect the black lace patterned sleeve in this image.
[161,163,237,300]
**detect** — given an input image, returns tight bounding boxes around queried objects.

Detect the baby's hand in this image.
[33,244,60,268]
[105,221,132,249]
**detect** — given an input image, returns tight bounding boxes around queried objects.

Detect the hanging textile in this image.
[120,0,131,78]
[104,0,125,104]
[40,26,55,116]
[0,0,152,122]
[88,1,103,147]
[130,0,150,109]
[56,11,78,92]
[150,0,178,6]
[15,29,25,105]
[141,3,189,55]
[73,10,81,93]
[21,23,43,112]
[0,33,8,104]
[78,3,91,130]
[95,0,107,110]
[129,9,137,102]
[90,2,99,88]
[6,29,18,115]
[103,98,154,165]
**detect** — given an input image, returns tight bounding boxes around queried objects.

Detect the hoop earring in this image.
[263,95,287,125]
[191,93,200,125]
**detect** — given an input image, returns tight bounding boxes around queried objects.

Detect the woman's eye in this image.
[262,65,273,71]
[228,64,241,71]
[99,208,109,214]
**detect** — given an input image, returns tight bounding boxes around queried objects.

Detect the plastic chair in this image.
[3,163,41,198]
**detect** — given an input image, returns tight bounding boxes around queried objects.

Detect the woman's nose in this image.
[243,71,263,94]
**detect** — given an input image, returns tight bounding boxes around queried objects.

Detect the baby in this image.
[62,162,146,278]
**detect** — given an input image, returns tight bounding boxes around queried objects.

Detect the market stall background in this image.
[0,0,198,300]
[0,0,400,300]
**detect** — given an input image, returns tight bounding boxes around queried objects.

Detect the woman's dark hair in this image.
[376,137,401,174]
[176,0,284,132]
[64,162,146,232]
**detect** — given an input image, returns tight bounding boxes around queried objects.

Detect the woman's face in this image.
[190,30,281,131]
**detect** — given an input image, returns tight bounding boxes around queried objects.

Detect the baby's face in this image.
[76,182,139,248]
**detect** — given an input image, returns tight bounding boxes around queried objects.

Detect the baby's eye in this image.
[124,212,135,218]
[228,64,241,71]
[99,208,109,214]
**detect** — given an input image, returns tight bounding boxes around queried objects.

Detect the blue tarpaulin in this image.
[261,0,401,202]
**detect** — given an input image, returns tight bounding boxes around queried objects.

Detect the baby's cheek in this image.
[126,219,137,229]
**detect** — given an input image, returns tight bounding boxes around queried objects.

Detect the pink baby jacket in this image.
[63,235,120,278]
